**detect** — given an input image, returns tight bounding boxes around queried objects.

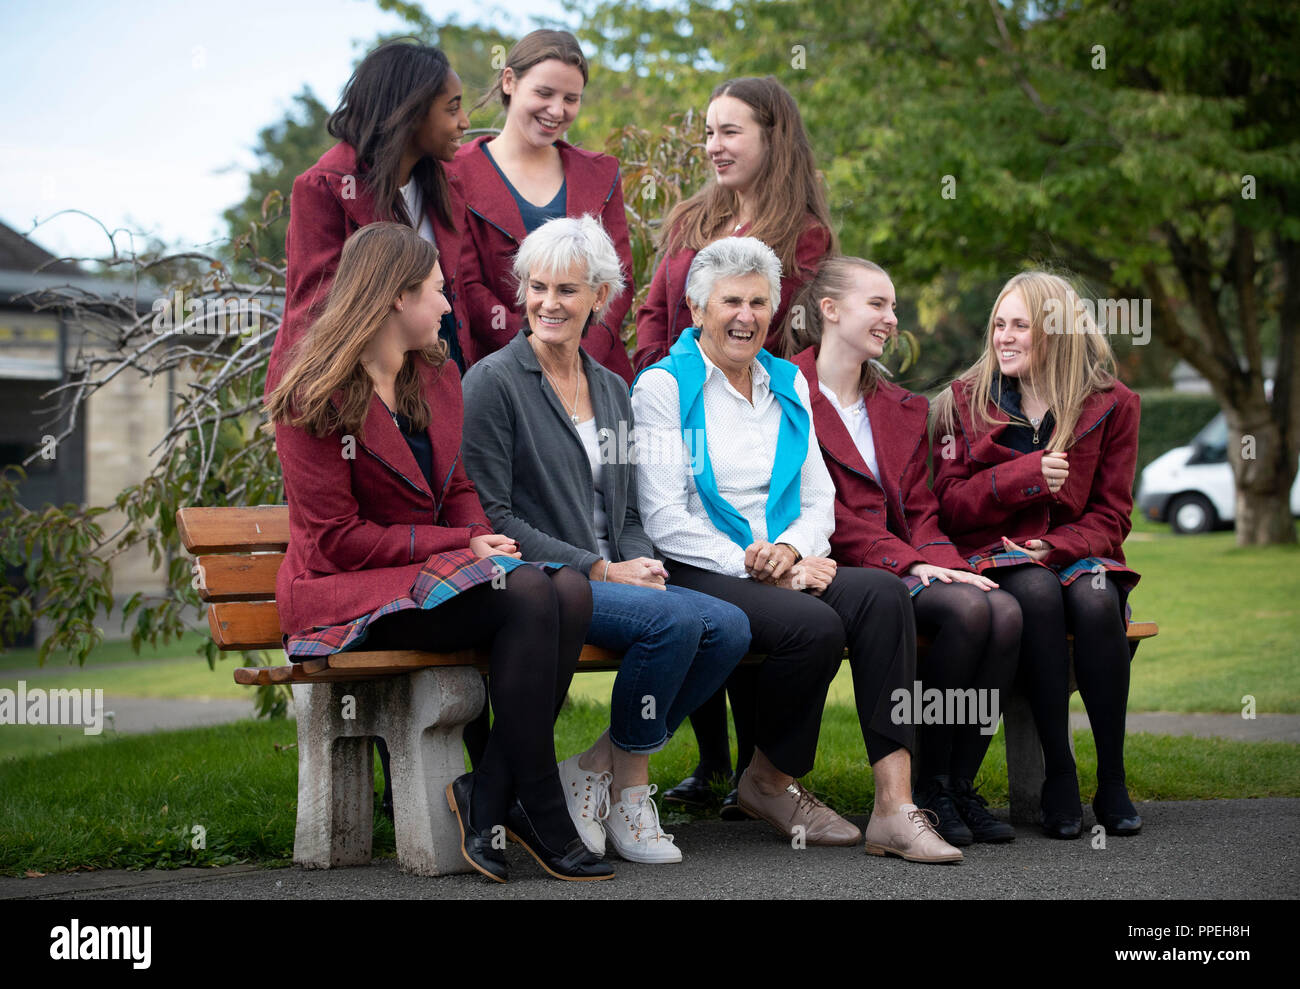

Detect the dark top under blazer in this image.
[450,136,635,383]
[267,142,470,392]
[932,377,1141,566]
[274,357,492,637]
[460,330,656,575]
[791,347,968,575]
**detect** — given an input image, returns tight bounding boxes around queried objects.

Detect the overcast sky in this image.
[1,0,572,261]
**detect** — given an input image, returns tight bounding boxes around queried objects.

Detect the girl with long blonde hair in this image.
[931,271,1143,840]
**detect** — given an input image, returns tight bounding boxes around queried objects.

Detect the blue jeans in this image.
[587,582,750,753]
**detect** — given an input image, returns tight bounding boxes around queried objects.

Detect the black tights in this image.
[363,565,592,835]
[912,583,1021,782]
[995,564,1132,796]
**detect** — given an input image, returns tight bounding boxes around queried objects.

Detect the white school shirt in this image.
[817,380,880,480]
[631,349,834,579]
[399,178,437,246]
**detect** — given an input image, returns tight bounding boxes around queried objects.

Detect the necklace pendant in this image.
[571,413,580,425]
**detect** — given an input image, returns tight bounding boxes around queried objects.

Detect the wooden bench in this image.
[178,504,1158,870]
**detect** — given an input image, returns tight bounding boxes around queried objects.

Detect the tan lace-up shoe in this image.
[864,803,964,863]
[736,768,862,846]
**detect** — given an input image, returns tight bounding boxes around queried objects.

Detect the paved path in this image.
[1074,711,1300,743]
[2,797,1296,900]
[98,696,257,734]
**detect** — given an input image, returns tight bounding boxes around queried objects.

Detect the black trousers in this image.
[666,563,916,776]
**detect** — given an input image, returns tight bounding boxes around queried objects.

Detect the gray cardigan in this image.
[461,330,657,574]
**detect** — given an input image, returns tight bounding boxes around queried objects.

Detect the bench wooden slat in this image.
[1126,620,1158,640]
[226,626,1160,686]
[208,601,283,650]
[195,554,283,602]
[177,506,290,554]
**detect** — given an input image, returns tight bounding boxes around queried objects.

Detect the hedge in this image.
[1135,390,1221,480]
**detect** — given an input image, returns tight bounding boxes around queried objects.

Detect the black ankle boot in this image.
[914,775,973,847]
[1040,771,1083,839]
[950,777,1015,843]
[1092,780,1142,836]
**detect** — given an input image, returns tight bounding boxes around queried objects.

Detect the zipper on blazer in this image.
[363,446,434,501]
[466,206,518,244]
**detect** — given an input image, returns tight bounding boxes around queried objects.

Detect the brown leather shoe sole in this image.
[864,840,963,863]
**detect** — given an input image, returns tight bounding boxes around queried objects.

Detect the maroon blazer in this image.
[791,347,968,575]
[932,378,1141,566]
[449,136,635,383]
[267,142,470,392]
[274,357,492,637]
[632,217,832,374]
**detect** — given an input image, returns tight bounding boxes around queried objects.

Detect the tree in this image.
[223,88,334,272]
[574,0,1300,544]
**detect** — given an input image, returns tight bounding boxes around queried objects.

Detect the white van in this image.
[1137,412,1300,533]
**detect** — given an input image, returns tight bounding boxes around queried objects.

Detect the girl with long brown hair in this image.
[931,271,1143,840]
[267,222,612,883]
[631,75,835,373]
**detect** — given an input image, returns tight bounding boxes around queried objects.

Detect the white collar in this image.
[697,342,769,391]
[818,379,865,413]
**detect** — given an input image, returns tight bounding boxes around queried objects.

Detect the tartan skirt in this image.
[285,550,552,659]
[965,547,1140,591]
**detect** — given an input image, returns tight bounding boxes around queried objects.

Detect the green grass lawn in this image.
[1092,515,1300,712]
[0,629,212,673]
[2,700,1297,876]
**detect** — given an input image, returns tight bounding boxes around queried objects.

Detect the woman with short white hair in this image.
[462,215,751,866]
[633,236,963,863]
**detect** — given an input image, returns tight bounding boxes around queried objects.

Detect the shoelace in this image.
[961,786,991,811]
[627,785,674,843]
[907,806,943,836]
[787,780,830,816]
[586,771,613,823]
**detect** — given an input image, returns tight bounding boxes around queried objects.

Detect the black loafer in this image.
[663,774,720,808]
[505,800,614,882]
[1040,811,1082,839]
[1093,807,1142,836]
[1040,773,1083,839]
[444,775,508,883]
[1093,783,1142,836]
[719,787,751,821]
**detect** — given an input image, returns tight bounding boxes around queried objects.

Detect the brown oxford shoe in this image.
[735,768,862,846]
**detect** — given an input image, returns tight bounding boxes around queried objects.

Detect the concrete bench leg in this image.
[1005,688,1079,826]
[291,668,485,875]
[293,682,376,869]
[374,668,485,877]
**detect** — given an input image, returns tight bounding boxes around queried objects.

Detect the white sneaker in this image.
[558,754,611,857]
[603,784,682,864]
